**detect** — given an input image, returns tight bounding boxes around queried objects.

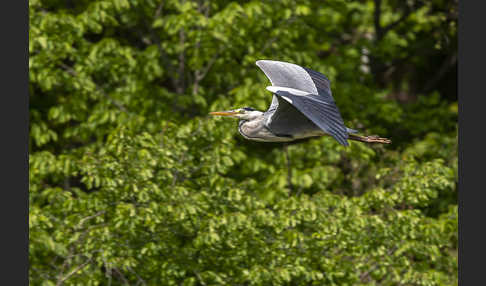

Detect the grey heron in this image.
[210,60,391,146]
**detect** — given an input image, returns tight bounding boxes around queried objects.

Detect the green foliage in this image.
[30,0,457,285]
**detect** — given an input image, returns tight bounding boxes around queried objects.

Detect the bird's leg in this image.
[348,134,391,144]
[283,143,293,195]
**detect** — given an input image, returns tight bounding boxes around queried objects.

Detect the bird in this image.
[210,60,391,146]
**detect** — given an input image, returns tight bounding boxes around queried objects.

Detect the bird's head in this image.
[209,107,263,121]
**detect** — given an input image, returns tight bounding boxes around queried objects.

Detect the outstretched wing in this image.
[256,60,348,146]
[256,60,333,102]
[267,87,349,146]
[264,94,320,137]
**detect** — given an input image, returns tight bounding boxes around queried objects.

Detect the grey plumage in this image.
[263,94,318,137]
[257,60,349,146]
[209,60,391,146]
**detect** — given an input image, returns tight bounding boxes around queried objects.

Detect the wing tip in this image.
[256,59,277,68]
[256,59,295,67]
[255,59,267,66]
[346,127,359,134]
[332,131,349,147]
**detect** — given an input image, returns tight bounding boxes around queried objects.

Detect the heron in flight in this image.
[210,60,391,146]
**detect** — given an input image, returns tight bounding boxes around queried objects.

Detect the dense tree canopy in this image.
[29,0,457,285]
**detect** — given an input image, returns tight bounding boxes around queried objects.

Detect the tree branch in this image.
[359,246,398,283]
[142,3,179,91]
[421,51,457,94]
[192,47,223,96]
[154,0,164,19]
[192,0,212,96]
[113,267,130,285]
[127,266,146,286]
[194,48,222,83]
[375,1,418,42]
[177,28,186,94]
[284,144,293,194]
[381,7,412,36]
[176,0,186,94]
[57,63,129,113]
[75,210,106,230]
[373,0,383,41]
[104,260,113,286]
[56,257,92,286]
[261,16,296,54]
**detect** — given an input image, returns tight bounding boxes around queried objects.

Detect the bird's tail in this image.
[348,134,391,144]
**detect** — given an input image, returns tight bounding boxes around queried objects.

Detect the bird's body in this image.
[237,111,327,142]
[238,118,318,142]
[210,60,391,146]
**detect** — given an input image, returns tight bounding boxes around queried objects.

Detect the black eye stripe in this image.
[242,107,255,111]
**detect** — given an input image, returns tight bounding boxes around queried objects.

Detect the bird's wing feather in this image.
[264,94,320,136]
[256,60,333,102]
[269,87,349,146]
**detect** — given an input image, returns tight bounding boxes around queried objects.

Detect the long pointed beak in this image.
[209,111,238,116]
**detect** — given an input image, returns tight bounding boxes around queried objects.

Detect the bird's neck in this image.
[238,119,248,128]
[238,117,264,140]
[238,119,249,138]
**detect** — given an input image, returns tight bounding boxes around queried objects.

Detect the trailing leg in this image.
[348,134,391,144]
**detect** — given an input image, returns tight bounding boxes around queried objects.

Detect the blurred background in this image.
[30,0,457,285]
